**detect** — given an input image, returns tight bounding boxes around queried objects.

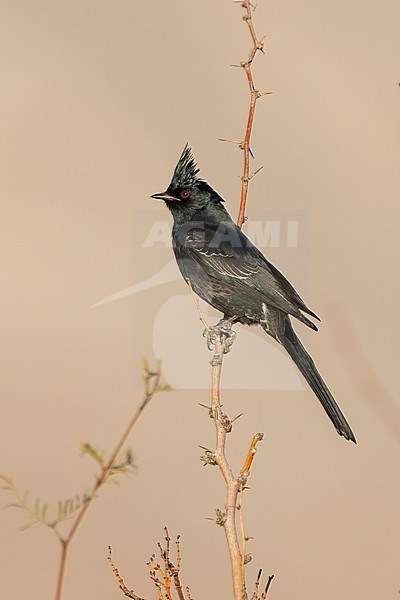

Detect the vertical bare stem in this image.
[236,0,265,229]
[210,331,245,600]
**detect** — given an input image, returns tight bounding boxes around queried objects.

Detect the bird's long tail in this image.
[273,317,356,443]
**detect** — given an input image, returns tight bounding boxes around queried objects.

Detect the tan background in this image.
[1,1,400,599]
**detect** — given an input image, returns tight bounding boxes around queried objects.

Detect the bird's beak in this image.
[150,192,180,202]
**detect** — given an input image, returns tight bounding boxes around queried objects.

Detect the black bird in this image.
[151,146,356,443]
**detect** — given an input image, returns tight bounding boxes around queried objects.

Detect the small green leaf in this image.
[80,442,105,466]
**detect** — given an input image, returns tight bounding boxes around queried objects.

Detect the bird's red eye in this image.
[180,188,190,199]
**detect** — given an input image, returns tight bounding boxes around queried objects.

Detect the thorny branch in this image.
[220,0,267,229]
[208,323,243,599]
[202,319,268,600]
[198,3,273,597]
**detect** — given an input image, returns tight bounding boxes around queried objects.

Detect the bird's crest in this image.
[170,145,200,189]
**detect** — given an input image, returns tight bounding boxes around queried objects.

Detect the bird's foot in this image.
[204,317,237,354]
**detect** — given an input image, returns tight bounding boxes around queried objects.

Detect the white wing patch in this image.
[211,258,258,279]
[185,229,259,279]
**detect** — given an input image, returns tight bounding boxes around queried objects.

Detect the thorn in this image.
[260,91,274,96]
[249,146,255,159]
[230,63,243,68]
[258,34,267,53]
[232,412,243,422]
[198,402,213,419]
[219,138,243,146]
[249,165,264,179]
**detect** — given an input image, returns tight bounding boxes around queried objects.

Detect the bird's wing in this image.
[181,222,318,328]
[185,229,258,278]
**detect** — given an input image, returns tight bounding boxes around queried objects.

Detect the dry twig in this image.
[200,316,266,599]
[208,324,244,599]
[238,433,265,586]
[208,337,266,598]
[237,0,265,228]
[220,0,266,228]
[108,546,146,600]
[109,528,188,600]
[251,570,274,600]
[198,4,269,595]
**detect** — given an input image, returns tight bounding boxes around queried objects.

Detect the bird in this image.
[151,145,356,443]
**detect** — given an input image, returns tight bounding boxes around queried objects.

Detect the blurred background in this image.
[1,1,399,598]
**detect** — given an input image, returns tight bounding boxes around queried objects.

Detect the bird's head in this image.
[151,145,224,213]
